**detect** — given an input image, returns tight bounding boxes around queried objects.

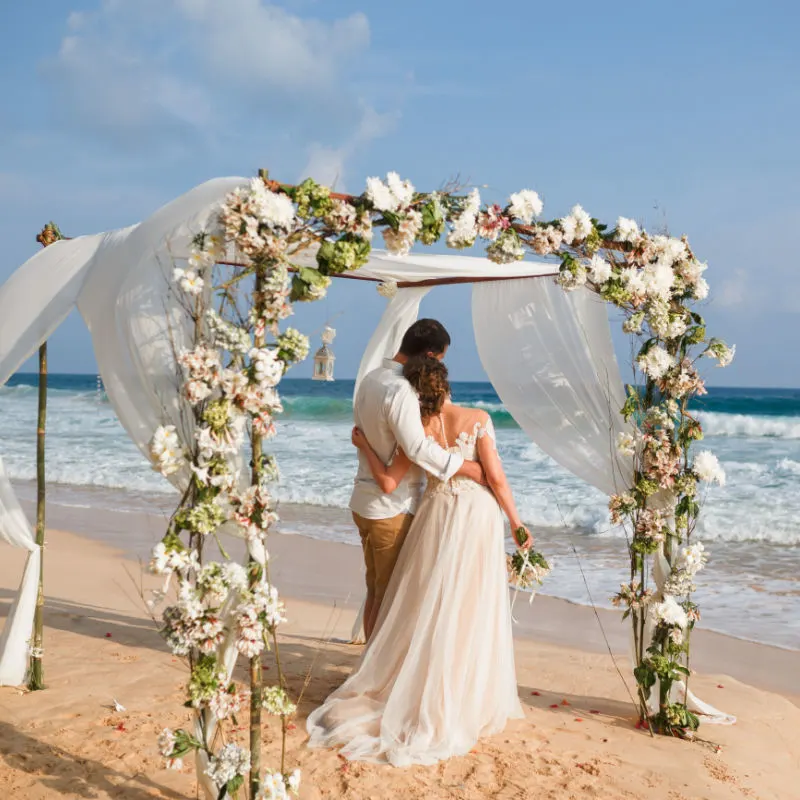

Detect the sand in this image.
[1,526,799,800]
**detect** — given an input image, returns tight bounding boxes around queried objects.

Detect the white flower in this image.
[184,379,213,405]
[637,346,675,380]
[249,347,284,388]
[693,450,726,486]
[556,263,587,291]
[652,596,688,629]
[386,171,415,208]
[693,276,709,300]
[560,204,593,244]
[508,189,543,224]
[149,425,185,476]
[681,259,707,285]
[680,542,707,572]
[652,235,687,268]
[709,342,735,368]
[486,230,525,264]
[642,262,675,300]
[258,770,301,800]
[620,267,647,300]
[587,254,613,284]
[262,686,297,717]
[365,172,414,213]
[382,209,422,256]
[149,542,198,576]
[249,179,296,230]
[616,431,638,457]
[173,267,204,295]
[615,216,640,243]
[377,280,398,299]
[446,189,481,249]
[205,744,251,788]
[157,728,176,758]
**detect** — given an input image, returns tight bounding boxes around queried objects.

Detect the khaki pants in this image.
[352,511,414,610]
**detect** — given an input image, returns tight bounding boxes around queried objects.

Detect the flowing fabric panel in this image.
[0,458,40,685]
[0,234,111,685]
[354,250,556,283]
[472,278,632,497]
[77,177,247,495]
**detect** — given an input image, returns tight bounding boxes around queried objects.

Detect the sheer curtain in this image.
[472,278,632,496]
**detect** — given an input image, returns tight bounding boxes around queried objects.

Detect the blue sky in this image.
[1,0,798,386]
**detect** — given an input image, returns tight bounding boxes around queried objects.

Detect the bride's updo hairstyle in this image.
[403,356,450,420]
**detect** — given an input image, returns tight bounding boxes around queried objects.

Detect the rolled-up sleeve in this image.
[386,383,464,480]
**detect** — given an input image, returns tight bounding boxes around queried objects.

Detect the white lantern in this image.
[312,326,336,381]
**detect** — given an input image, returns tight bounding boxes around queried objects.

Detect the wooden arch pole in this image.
[27,222,63,691]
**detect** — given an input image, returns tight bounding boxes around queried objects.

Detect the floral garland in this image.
[146,168,732,800]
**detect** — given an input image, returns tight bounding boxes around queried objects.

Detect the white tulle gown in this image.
[306,417,524,766]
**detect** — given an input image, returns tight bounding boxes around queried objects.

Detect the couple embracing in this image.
[307,319,531,766]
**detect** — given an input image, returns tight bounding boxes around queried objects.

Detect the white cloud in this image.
[717,268,748,308]
[175,0,370,90]
[298,104,400,191]
[45,0,377,155]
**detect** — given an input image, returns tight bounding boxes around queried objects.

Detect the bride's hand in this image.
[351,426,368,450]
[513,525,533,550]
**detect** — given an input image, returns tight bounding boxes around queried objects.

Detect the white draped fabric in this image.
[0,175,731,732]
[472,279,632,497]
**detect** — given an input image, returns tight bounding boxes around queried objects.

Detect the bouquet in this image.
[507,527,551,590]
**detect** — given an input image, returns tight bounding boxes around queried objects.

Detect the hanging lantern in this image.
[312,326,336,382]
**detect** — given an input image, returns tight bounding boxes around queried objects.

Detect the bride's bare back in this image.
[423,403,487,454]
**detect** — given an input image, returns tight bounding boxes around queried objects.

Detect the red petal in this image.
[549,704,559,709]
[590,710,600,714]
[531,691,541,696]
[717,684,724,689]
[105,633,112,638]
[560,699,570,706]
[575,718,583,722]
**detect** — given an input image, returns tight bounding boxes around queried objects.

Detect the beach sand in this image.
[1,522,799,800]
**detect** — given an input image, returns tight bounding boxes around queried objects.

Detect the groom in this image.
[350,319,485,640]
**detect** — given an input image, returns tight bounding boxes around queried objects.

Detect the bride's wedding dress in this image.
[307,417,523,766]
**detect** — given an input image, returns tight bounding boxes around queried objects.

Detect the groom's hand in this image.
[457,460,487,486]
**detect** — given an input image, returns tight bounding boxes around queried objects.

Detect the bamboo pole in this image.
[27,222,62,691]
[248,259,266,797]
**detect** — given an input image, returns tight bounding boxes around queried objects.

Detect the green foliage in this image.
[316,234,371,275]
[621,384,641,421]
[288,178,333,219]
[289,267,331,302]
[420,197,445,245]
[188,654,221,707]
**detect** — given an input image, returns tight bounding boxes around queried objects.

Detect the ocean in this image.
[2,374,799,650]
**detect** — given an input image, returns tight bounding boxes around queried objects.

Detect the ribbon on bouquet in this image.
[509,545,538,624]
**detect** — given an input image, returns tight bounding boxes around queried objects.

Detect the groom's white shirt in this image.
[349,358,464,519]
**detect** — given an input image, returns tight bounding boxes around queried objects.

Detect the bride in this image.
[307,355,530,766]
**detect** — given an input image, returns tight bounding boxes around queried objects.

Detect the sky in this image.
[1,0,798,387]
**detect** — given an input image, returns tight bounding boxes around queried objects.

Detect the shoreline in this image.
[12,483,800,656]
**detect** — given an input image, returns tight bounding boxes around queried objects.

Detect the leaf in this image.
[227,776,244,797]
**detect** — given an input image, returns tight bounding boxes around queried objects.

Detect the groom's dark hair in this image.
[398,319,451,357]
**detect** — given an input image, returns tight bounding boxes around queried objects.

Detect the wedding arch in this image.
[0,172,735,798]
